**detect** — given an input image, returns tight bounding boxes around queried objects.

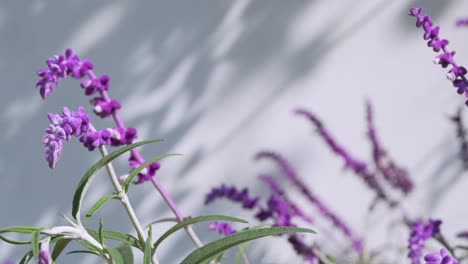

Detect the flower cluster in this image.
[450,108,468,170]
[36,49,159,183]
[409,8,468,105]
[294,108,395,206]
[408,219,442,264]
[366,101,414,194]
[424,248,458,264]
[208,221,237,236]
[43,107,90,168]
[256,151,362,253]
[205,185,259,209]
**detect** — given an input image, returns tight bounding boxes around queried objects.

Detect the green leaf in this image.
[107,247,125,264]
[52,238,72,261]
[0,226,41,234]
[19,250,33,264]
[0,234,31,245]
[31,230,41,260]
[72,139,162,220]
[85,194,119,222]
[116,242,134,264]
[181,227,316,264]
[86,228,142,250]
[200,252,224,264]
[153,215,248,250]
[123,153,182,193]
[143,225,152,264]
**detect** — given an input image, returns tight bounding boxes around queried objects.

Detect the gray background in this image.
[2,0,468,263]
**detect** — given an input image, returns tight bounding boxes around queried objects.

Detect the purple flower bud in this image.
[424,248,458,264]
[128,153,161,183]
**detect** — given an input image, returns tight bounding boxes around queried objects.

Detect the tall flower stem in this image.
[98,144,160,264]
[94,85,204,248]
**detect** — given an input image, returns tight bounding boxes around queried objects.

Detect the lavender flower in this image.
[2,261,14,264]
[205,184,259,209]
[409,8,468,106]
[255,193,295,227]
[366,100,414,194]
[255,151,363,252]
[288,235,319,264]
[37,49,160,183]
[424,248,458,264]
[42,107,90,168]
[408,219,442,264]
[208,221,237,236]
[295,108,395,207]
[450,108,468,169]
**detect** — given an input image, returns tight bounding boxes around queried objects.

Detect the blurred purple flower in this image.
[38,240,51,264]
[424,248,458,264]
[208,221,237,236]
[294,108,395,207]
[409,8,468,106]
[255,151,362,252]
[456,18,468,27]
[366,100,414,194]
[288,235,319,264]
[205,184,259,209]
[408,219,442,264]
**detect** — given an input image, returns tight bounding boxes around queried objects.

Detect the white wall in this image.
[1,0,468,263]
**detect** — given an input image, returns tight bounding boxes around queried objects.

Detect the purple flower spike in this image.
[408,219,442,264]
[255,151,362,253]
[43,107,91,168]
[424,248,458,264]
[410,8,468,105]
[366,101,414,194]
[456,230,468,239]
[208,221,237,236]
[294,108,395,207]
[205,184,259,209]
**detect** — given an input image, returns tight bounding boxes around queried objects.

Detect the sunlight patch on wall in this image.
[62,1,127,55]
[2,95,42,139]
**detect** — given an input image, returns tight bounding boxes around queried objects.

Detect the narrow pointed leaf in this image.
[143,226,152,264]
[123,153,182,193]
[72,139,162,219]
[98,218,105,246]
[67,250,100,256]
[181,227,316,264]
[52,238,72,261]
[85,194,119,222]
[153,215,247,250]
